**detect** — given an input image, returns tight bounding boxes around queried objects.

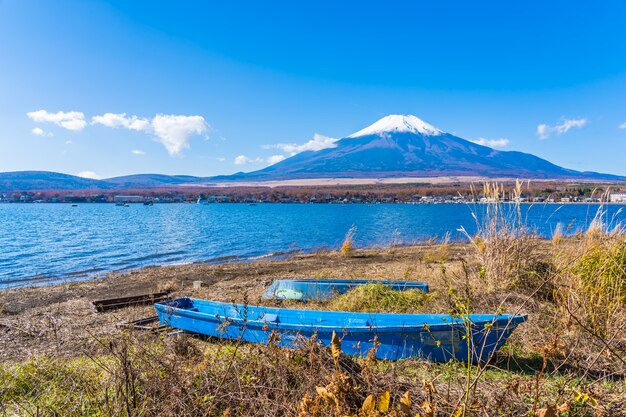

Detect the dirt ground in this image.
[0,244,467,362]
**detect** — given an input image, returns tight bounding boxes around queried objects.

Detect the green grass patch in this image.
[1,356,106,415]
[326,282,431,313]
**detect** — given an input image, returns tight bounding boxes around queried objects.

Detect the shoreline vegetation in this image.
[1,183,626,416]
[2,179,625,204]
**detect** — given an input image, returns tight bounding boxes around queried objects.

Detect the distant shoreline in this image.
[3,176,624,204]
[2,201,626,205]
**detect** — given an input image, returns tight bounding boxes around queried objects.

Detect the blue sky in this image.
[1,0,626,178]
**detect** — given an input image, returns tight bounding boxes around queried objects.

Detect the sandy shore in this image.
[0,244,467,362]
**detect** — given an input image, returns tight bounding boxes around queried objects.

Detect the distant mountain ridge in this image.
[103,174,204,189]
[219,115,623,182]
[1,115,623,191]
[0,171,203,192]
[0,171,117,191]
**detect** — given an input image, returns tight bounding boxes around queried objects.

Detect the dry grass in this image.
[461,181,550,293]
[1,328,623,417]
[432,182,626,415]
[156,278,182,293]
[552,223,564,247]
[2,184,626,416]
[559,234,626,334]
[546,204,626,382]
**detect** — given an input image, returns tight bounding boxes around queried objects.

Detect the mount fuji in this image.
[1,115,622,192]
[215,115,621,182]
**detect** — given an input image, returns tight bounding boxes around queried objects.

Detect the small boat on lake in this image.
[262,278,429,301]
[154,298,526,362]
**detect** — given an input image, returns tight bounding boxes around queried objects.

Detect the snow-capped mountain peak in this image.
[347,114,443,138]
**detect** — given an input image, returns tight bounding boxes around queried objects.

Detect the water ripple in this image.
[0,203,624,289]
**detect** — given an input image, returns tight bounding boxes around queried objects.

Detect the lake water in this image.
[0,203,624,288]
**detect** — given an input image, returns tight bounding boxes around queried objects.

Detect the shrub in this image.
[548,204,626,378]
[340,226,357,257]
[558,234,626,336]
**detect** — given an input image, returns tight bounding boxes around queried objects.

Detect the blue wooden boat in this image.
[155,298,527,362]
[261,279,429,301]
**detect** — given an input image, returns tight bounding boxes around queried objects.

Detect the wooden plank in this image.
[116,315,189,337]
[116,316,160,329]
[117,316,174,333]
[92,292,171,312]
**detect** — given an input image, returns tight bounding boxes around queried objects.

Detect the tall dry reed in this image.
[460,181,546,292]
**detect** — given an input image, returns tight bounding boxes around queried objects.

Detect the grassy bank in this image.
[1,330,623,417]
[1,185,626,416]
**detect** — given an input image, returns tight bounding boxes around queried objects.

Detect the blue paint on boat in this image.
[261,279,430,301]
[155,298,527,362]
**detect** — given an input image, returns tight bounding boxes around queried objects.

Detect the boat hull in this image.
[155,298,526,362]
[261,279,429,301]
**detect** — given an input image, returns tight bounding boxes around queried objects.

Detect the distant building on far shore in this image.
[609,193,626,203]
[113,195,144,203]
[207,195,230,203]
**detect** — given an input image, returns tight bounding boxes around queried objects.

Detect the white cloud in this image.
[470,137,510,148]
[216,157,226,162]
[27,110,86,131]
[65,140,72,144]
[234,155,263,165]
[91,112,210,155]
[536,118,587,139]
[131,149,145,155]
[233,154,287,166]
[619,122,626,129]
[77,171,100,180]
[32,127,54,137]
[264,133,338,155]
[536,124,550,139]
[267,154,287,164]
[151,114,209,156]
[29,109,211,156]
[91,113,150,131]
[92,113,130,128]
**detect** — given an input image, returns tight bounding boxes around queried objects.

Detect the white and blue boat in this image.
[155,298,526,362]
[261,278,429,301]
